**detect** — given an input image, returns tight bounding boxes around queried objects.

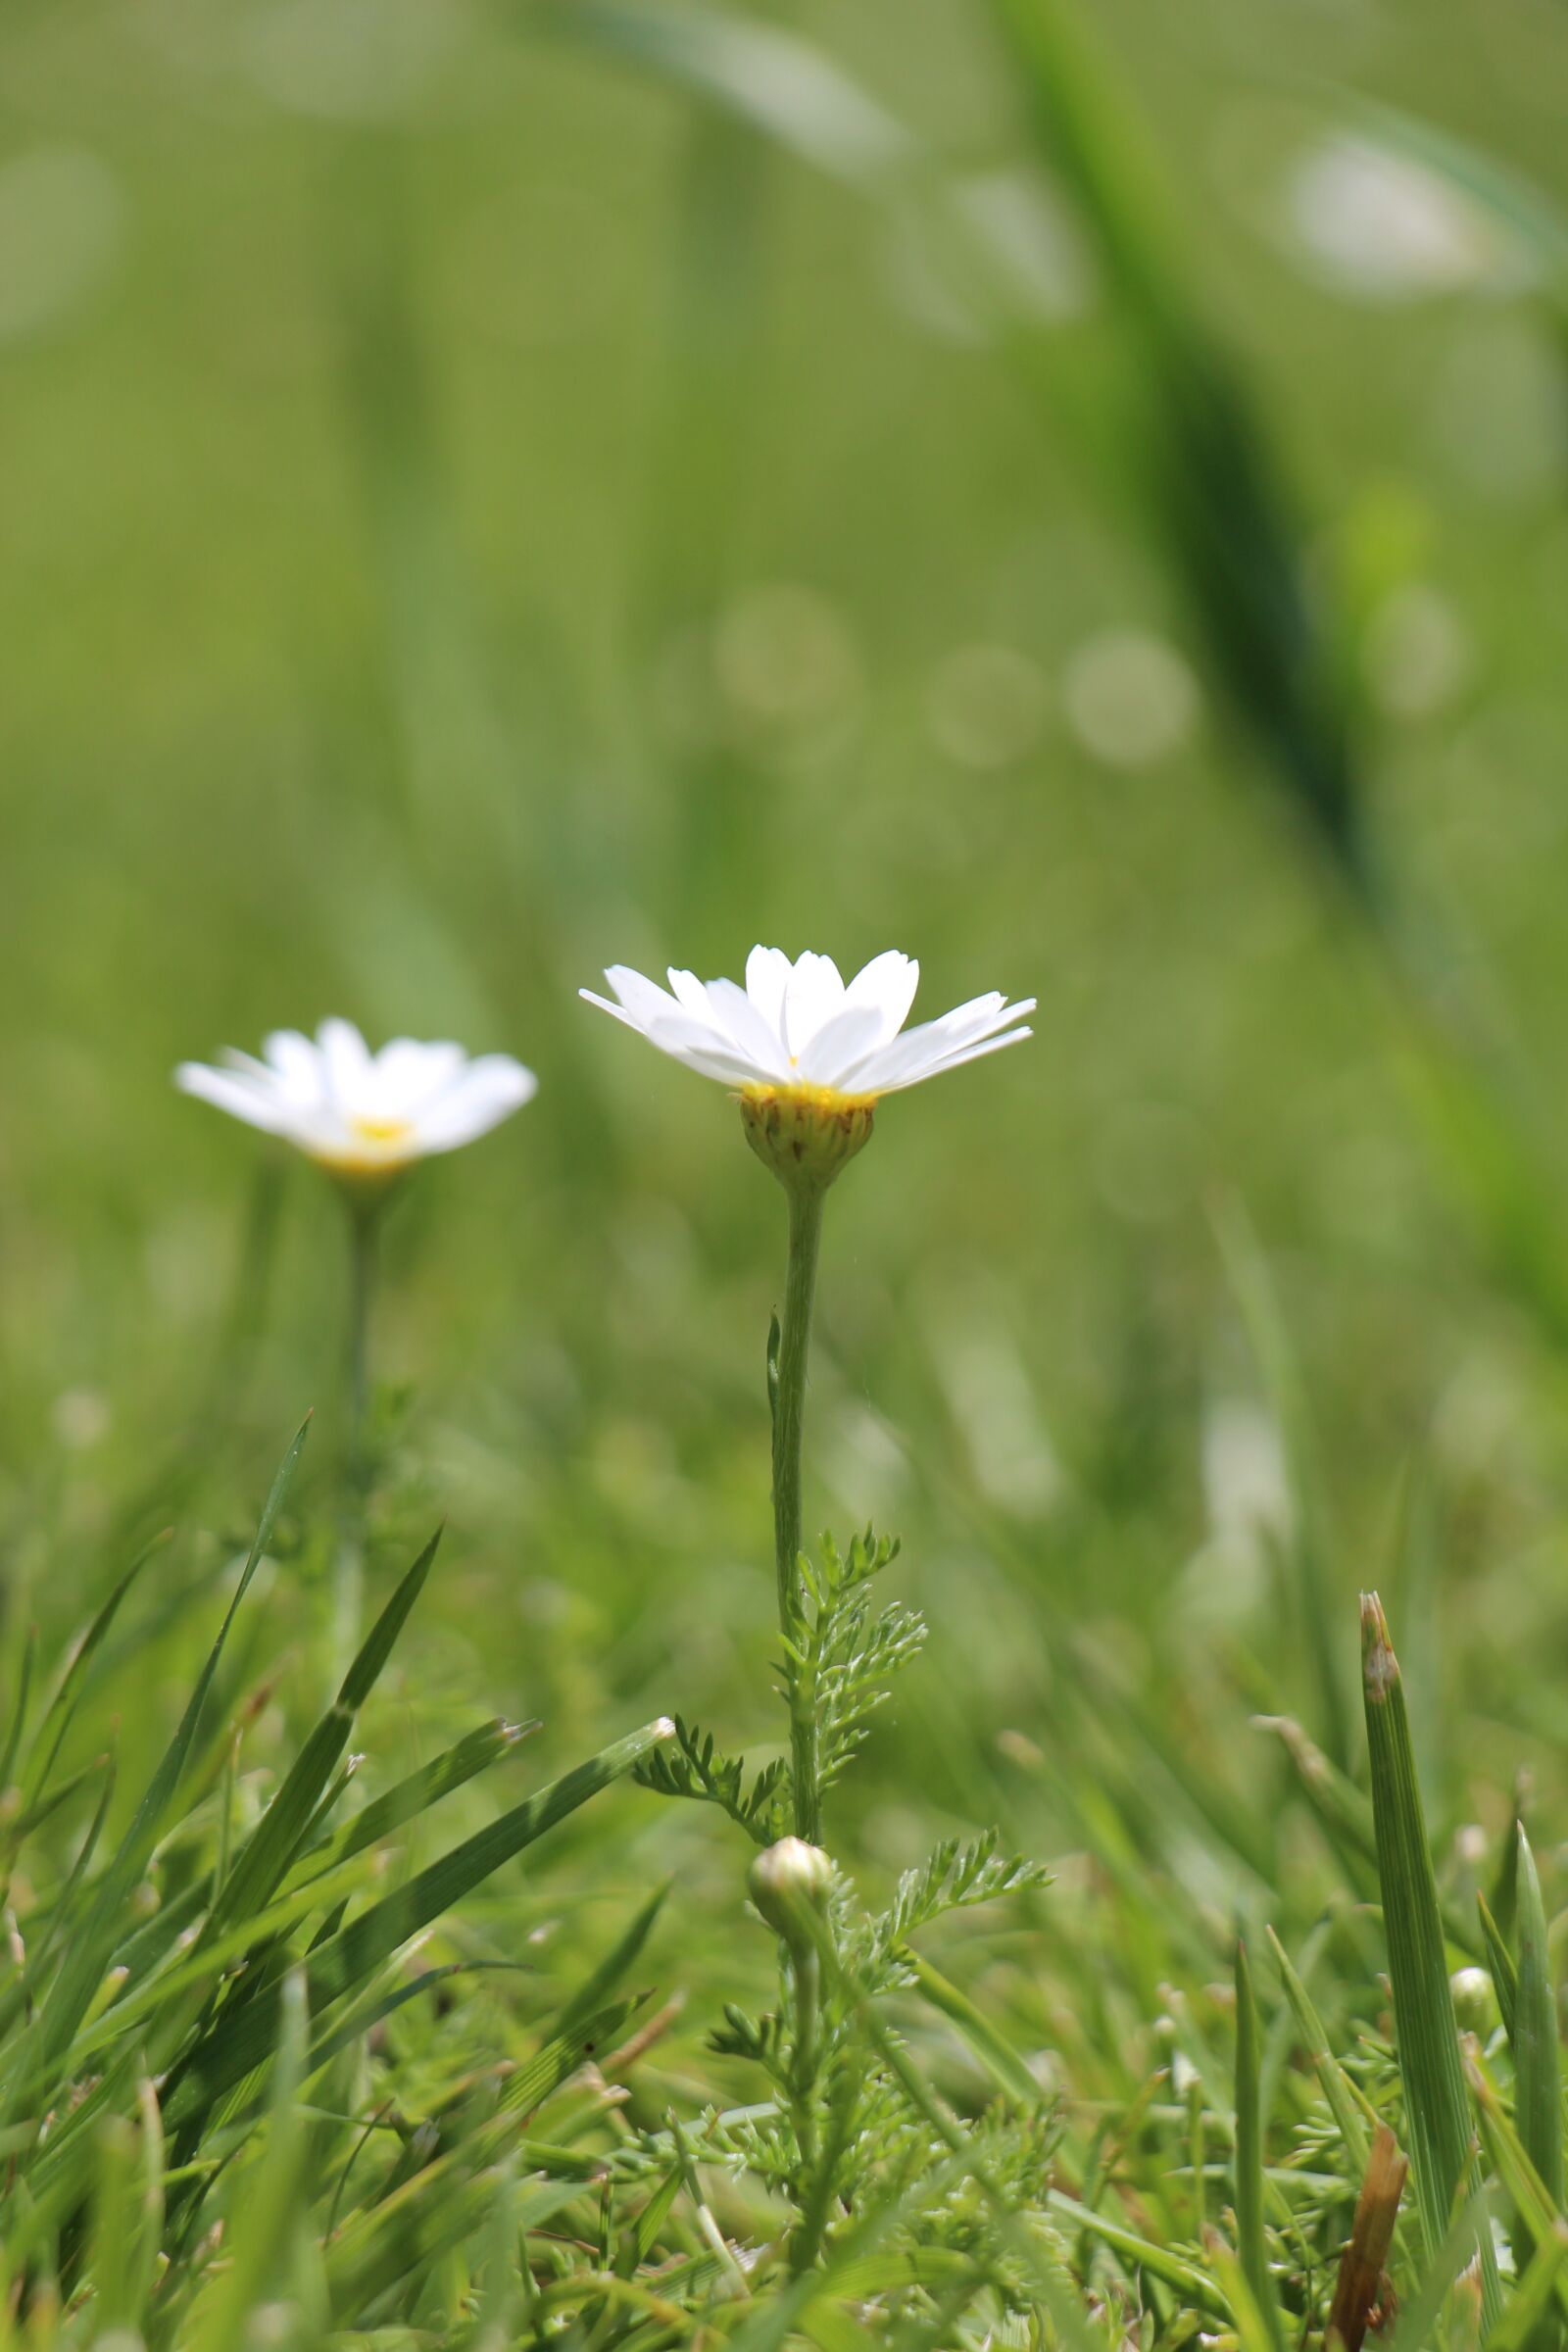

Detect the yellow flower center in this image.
[739,1082,875,1190]
[310,1113,416,1185]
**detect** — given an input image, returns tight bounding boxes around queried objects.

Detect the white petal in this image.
[780,953,845,1059]
[261,1030,329,1104]
[643,1014,763,1085]
[599,965,687,1035]
[843,995,1034,1092]
[415,1056,538,1150]
[744,946,793,1036]
[843,950,919,1045]
[699,977,790,1077]
[579,987,653,1036]
[175,1062,302,1140]
[839,994,1009,1089]
[360,1039,468,1119]
[794,1003,889,1087]
[873,1023,1033,1095]
[318,1017,373,1111]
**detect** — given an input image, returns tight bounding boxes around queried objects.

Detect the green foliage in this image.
[6,0,1568,2339]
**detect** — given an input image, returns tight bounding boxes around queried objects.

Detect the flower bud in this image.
[748,1837,833,1939]
[740,1087,874,1193]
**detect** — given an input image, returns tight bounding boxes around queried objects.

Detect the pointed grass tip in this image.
[1359,1592,1398,1703]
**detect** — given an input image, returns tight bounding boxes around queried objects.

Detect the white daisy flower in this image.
[175,1018,537,1181]
[582,947,1033,1184]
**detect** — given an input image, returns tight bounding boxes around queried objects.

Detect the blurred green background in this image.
[6,0,1568,2086]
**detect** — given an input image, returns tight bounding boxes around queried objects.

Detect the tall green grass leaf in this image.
[1233,1937,1279,2346]
[163,1715,673,2128]
[1361,1591,1498,2325]
[1513,1825,1563,2211]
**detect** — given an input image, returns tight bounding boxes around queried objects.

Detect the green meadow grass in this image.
[4,0,1568,2340]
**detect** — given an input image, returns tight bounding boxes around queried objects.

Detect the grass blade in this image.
[1233,1937,1279,2347]
[1361,1591,1498,2326]
[205,1525,441,1940]
[294,1715,537,1881]
[16,1422,308,2109]
[1264,1925,1374,2173]
[1478,1890,1519,2044]
[164,1715,674,2128]
[1513,1824,1563,2211]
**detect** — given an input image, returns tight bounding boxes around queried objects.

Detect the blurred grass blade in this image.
[0,1628,36,1798]
[191,1968,309,2352]
[1218,1203,1350,1765]
[1478,1890,1520,2044]
[906,1950,1044,2111]
[559,1880,668,2037]
[18,1422,308,2106]
[165,1715,674,2127]
[983,0,1366,890]
[1232,1937,1279,2347]
[1325,2124,1406,2352]
[1254,1716,1376,1876]
[1361,1591,1498,2324]
[1385,2186,1494,2352]
[1466,2048,1568,2326]
[20,1531,168,1809]
[1514,1825,1564,2212]
[1488,2219,1568,2352]
[544,1,909,189]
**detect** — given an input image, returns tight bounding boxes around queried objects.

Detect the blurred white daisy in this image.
[582,948,1034,1102]
[176,1018,536,1179]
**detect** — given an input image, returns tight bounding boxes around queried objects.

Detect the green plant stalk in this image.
[334,1191,384,1677]
[773,1176,826,1844]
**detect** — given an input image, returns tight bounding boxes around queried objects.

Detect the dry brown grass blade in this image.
[1327,2124,1408,2352]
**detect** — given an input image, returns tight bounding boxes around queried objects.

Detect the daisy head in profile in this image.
[581,946,1032,1188]
[175,1018,536,1199]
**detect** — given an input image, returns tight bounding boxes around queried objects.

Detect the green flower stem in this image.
[333,1192,384,1678]
[772,1176,826,1844]
[345,1195,380,1478]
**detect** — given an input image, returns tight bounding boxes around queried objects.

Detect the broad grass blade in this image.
[1361,1591,1498,2326]
[1513,1825,1564,2211]
[1232,1937,1280,2347]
